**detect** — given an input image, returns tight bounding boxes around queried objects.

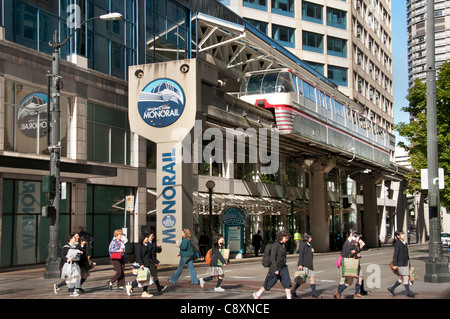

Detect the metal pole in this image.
[209,187,213,245]
[424,0,450,283]
[44,30,62,279]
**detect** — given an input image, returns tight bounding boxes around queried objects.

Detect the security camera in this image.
[180,64,190,73]
[135,69,144,78]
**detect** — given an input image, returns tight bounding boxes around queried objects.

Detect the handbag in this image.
[110,252,122,260]
[294,270,307,284]
[336,255,343,268]
[136,267,150,283]
[341,258,360,277]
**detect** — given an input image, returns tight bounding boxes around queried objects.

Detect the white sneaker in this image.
[141,292,153,298]
[253,291,260,299]
[53,284,59,294]
[126,283,133,296]
[70,291,79,297]
[199,278,205,288]
[214,287,225,292]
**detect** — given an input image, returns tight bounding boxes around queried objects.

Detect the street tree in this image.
[396,61,450,207]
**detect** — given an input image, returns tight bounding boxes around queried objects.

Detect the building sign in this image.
[222,207,247,255]
[138,79,185,128]
[18,93,48,138]
[128,60,198,264]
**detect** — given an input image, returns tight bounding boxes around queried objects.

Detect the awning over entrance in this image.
[193,192,308,216]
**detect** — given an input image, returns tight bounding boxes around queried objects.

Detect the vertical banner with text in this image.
[128,60,197,264]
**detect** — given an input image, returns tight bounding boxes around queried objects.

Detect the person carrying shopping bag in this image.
[291,232,321,298]
[168,228,200,285]
[334,230,363,299]
[59,233,83,297]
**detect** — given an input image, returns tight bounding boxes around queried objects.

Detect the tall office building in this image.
[222,0,395,154]
[407,0,450,87]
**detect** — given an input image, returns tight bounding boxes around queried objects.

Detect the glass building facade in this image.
[0,0,194,266]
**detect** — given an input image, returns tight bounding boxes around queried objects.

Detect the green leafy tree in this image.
[396,61,450,207]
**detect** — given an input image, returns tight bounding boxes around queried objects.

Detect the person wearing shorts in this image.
[253,230,292,299]
[291,232,321,298]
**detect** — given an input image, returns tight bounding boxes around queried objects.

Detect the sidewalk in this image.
[0,253,264,296]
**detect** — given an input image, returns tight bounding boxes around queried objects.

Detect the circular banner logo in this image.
[18,93,49,138]
[162,215,176,228]
[137,78,185,128]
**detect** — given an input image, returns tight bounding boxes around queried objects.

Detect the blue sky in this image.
[392,1,409,145]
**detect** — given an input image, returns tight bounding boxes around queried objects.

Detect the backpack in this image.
[205,248,213,266]
[262,243,273,268]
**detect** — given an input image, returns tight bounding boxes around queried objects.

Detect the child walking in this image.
[387,230,416,298]
[291,232,321,298]
[199,234,228,291]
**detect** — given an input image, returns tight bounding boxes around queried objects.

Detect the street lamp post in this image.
[288,195,296,235]
[206,180,216,246]
[43,12,123,279]
[423,0,450,283]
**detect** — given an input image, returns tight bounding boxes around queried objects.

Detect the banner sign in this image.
[129,60,197,264]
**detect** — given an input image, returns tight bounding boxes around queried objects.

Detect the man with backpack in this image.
[254,229,292,299]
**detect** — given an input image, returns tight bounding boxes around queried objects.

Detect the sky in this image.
[391,1,409,146]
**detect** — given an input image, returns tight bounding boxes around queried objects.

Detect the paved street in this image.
[1,243,450,302]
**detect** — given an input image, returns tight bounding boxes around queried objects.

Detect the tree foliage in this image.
[396,61,450,207]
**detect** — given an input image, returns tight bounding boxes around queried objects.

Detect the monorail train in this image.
[237,68,391,167]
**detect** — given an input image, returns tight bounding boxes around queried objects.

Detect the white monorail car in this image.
[238,68,391,167]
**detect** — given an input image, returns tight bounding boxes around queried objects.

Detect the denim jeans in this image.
[170,256,199,284]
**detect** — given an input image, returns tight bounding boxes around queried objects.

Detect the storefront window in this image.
[0,179,71,267]
[86,185,135,258]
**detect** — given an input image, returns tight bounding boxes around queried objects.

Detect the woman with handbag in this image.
[387,230,416,298]
[334,230,363,299]
[291,232,321,298]
[168,228,200,285]
[199,234,228,291]
[108,229,127,290]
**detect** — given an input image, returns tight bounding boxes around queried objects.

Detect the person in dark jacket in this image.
[253,229,292,299]
[126,233,154,297]
[147,232,166,292]
[199,234,228,291]
[334,230,363,299]
[387,230,415,297]
[291,232,321,298]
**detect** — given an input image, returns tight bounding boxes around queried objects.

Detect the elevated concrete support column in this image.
[414,192,427,244]
[355,172,381,248]
[308,156,335,252]
[393,181,409,236]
